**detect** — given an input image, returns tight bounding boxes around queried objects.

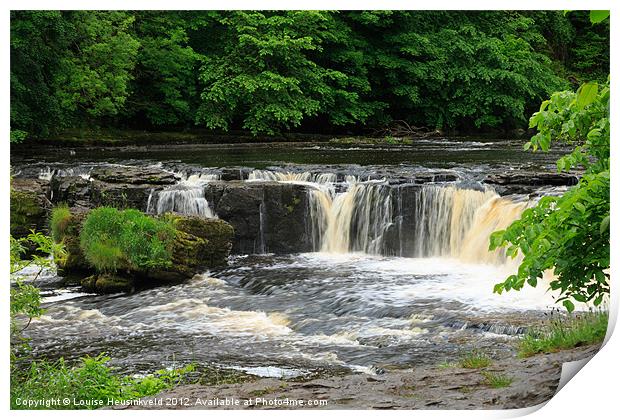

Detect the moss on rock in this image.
[167,215,234,267]
[10,179,49,238]
[81,274,134,294]
[52,210,90,276]
[52,208,234,293]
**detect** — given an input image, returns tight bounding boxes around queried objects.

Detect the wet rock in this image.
[219,167,253,181]
[147,216,234,282]
[484,172,578,196]
[90,166,178,185]
[90,180,158,211]
[413,172,460,183]
[383,183,424,256]
[53,210,90,276]
[205,181,312,254]
[131,345,600,410]
[170,215,234,267]
[45,166,179,212]
[52,208,234,291]
[81,274,134,294]
[50,175,91,209]
[10,178,51,238]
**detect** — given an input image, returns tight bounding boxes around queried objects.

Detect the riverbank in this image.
[11,127,532,150]
[116,344,600,410]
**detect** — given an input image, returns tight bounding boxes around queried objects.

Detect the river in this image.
[12,137,577,379]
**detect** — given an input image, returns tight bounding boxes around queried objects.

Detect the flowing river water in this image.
[12,138,579,378]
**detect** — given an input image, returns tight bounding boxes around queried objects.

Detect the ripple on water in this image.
[26,253,570,376]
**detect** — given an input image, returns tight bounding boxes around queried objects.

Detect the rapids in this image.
[13,140,579,378]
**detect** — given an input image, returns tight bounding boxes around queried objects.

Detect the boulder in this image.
[483,172,579,196]
[47,166,180,212]
[10,178,50,238]
[53,211,91,276]
[52,209,234,292]
[50,175,91,209]
[90,179,157,211]
[205,181,312,254]
[170,215,234,267]
[81,274,134,294]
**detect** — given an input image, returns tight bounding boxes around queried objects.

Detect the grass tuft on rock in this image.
[458,351,492,369]
[518,311,608,357]
[482,371,513,388]
[79,207,176,273]
[50,205,72,242]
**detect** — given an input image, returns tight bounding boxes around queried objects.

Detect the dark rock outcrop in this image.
[10,178,51,238]
[205,181,312,254]
[81,274,134,294]
[54,210,91,276]
[50,175,91,210]
[170,215,234,267]
[90,167,178,185]
[484,172,579,196]
[49,166,179,211]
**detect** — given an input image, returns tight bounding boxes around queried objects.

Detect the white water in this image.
[303,174,529,267]
[147,172,219,218]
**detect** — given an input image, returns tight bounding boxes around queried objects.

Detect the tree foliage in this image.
[490,79,610,311]
[10,10,610,138]
[10,231,65,348]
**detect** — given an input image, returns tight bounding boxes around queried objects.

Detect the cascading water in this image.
[247,169,528,264]
[248,169,338,184]
[147,172,219,218]
[306,177,528,265]
[309,180,393,254]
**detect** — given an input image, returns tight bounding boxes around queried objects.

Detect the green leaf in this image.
[576,82,599,109]
[493,283,504,294]
[600,215,610,235]
[573,202,586,213]
[562,300,575,312]
[589,10,610,24]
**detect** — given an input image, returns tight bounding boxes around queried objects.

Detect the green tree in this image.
[194,11,380,135]
[490,80,610,311]
[55,11,140,122]
[9,10,611,138]
[125,11,201,127]
[347,11,567,130]
[10,11,71,138]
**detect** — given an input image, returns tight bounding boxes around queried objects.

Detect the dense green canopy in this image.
[10,10,609,138]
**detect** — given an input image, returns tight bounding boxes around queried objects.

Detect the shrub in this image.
[11,354,195,409]
[50,205,72,242]
[518,311,608,357]
[79,207,176,273]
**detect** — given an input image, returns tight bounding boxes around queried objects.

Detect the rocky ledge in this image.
[117,344,600,410]
[484,172,579,196]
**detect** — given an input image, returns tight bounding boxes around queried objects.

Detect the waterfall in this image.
[243,169,529,266]
[38,166,91,181]
[307,180,528,265]
[151,186,216,218]
[248,170,337,184]
[309,179,393,254]
[410,186,498,257]
[147,171,219,218]
[457,196,528,265]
